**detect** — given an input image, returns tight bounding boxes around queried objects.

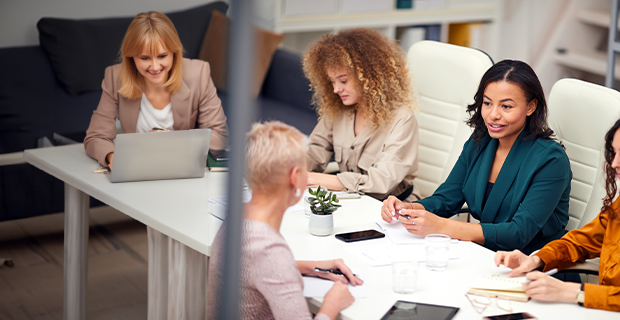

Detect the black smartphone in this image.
[335,229,385,242]
[208,149,229,161]
[483,312,537,320]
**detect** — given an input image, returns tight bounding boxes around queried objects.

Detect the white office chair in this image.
[548,78,620,275]
[406,41,493,198]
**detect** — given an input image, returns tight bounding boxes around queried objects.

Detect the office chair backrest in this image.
[548,78,620,230]
[407,41,493,198]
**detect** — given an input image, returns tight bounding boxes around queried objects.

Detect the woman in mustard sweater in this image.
[495,119,620,312]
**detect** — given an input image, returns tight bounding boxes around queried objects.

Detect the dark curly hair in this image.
[302,28,414,128]
[466,60,555,144]
[602,119,620,216]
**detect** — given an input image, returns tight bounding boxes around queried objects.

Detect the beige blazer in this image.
[307,103,420,201]
[84,58,229,166]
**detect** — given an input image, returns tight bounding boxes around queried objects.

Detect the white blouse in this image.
[135,93,174,134]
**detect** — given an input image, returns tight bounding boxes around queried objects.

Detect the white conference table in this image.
[25,144,618,320]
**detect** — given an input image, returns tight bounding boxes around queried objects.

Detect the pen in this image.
[314,267,356,282]
[523,268,558,284]
[395,209,411,220]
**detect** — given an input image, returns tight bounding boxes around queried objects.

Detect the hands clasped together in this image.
[495,250,581,303]
[380,195,447,236]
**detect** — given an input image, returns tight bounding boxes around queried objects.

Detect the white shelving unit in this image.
[535,0,619,93]
[255,0,501,56]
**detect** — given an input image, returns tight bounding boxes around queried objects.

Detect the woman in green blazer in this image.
[381,60,571,255]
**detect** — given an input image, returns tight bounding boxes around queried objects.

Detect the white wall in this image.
[0,0,227,48]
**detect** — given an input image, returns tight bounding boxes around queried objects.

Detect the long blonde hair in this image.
[118,11,184,99]
[302,28,414,128]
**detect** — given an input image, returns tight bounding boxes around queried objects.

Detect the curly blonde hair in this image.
[302,28,414,128]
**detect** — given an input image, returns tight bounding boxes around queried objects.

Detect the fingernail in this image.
[391,217,397,223]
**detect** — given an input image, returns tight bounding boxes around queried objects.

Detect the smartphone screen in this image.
[484,313,536,320]
[335,230,385,242]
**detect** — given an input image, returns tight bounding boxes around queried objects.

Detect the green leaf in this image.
[334,198,339,203]
[332,194,337,201]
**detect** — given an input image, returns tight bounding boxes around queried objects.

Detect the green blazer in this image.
[417,130,571,254]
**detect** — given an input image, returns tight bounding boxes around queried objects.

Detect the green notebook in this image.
[207,151,228,171]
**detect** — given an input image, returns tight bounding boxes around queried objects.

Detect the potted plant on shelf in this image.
[307,186,341,236]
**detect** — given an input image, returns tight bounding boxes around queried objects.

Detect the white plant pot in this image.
[308,213,333,236]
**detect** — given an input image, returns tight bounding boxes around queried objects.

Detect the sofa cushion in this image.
[37,1,228,95]
[0,46,102,154]
[198,10,284,97]
[261,49,314,112]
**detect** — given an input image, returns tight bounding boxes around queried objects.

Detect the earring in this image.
[294,188,301,197]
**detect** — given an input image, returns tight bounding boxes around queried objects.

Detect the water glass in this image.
[425,234,451,271]
[392,261,417,294]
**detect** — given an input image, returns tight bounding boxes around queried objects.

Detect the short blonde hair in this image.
[118,11,184,99]
[245,121,308,192]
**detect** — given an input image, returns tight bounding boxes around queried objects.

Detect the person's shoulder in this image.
[182,58,210,74]
[243,220,288,252]
[391,102,415,117]
[531,138,567,158]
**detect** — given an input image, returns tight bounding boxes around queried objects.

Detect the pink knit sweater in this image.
[207,219,331,320]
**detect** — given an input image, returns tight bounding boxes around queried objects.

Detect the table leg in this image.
[64,183,89,320]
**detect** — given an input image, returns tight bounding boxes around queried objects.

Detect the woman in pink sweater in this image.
[207,121,363,320]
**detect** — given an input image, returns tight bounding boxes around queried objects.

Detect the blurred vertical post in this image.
[219,0,255,319]
[606,0,619,88]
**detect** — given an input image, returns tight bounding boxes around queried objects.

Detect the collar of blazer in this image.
[474,129,536,219]
[119,80,192,133]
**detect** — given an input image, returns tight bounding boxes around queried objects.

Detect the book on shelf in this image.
[468,272,530,302]
[448,22,489,51]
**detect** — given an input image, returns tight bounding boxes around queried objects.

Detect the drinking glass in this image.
[392,261,417,294]
[425,234,451,271]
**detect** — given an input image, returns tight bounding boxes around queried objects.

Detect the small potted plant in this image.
[307,186,341,236]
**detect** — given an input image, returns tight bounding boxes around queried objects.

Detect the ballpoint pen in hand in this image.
[522,268,558,284]
[314,267,356,282]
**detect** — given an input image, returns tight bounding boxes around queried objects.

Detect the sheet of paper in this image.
[375,220,459,245]
[284,204,304,214]
[345,244,459,267]
[302,268,367,298]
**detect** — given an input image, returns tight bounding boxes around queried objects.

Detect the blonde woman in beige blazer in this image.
[83,12,228,320]
[303,28,420,201]
[84,57,228,167]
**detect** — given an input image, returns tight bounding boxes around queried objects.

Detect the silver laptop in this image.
[109,129,211,183]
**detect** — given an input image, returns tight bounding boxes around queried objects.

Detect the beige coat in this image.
[84,58,229,166]
[307,103,420,201]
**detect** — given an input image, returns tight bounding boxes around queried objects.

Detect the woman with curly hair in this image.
[303,28,420,201]
[381,60,572,255]
[495,118,620,311]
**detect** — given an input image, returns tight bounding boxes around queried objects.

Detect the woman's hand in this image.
[106,152,114,169]
[381,196,406,223]
[523,271,581,303]
[397,209,447,236]
[494,250,544,277]
[319,281,355,319]
[308,259,363,286]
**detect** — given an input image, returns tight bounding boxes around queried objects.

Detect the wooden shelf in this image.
[554,50,620,80]
[275,5,498,33]
[577,9,614,29]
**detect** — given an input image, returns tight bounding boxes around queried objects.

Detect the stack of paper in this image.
[375,220,459,245]
[345,244,459,267]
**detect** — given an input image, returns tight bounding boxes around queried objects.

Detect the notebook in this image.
[468,271,530,301]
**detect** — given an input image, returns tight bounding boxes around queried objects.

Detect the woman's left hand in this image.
[397,209,447,236]
[523,271,581,302]
[301,259,363,286]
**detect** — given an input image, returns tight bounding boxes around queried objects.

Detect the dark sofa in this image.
[0,6,316,222]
